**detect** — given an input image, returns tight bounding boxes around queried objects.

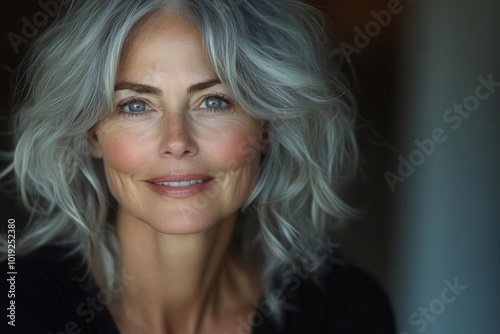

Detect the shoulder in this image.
[320,260,396,333]
[0,245,116,334]
[256,258,396,334]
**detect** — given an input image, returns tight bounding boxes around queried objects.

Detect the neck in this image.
[107,206,259,334]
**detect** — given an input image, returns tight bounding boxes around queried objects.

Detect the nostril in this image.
[161,134,198,158]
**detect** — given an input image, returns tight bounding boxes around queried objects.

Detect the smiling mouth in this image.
[153,179,206,187]
[147,175,213,198]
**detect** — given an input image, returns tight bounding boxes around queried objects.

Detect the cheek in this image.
[98,130,152,175]
[211,126,262,211]
[207,125,262,172]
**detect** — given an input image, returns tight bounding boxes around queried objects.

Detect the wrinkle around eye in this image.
[114,96,157,118]
[195,94,233,114]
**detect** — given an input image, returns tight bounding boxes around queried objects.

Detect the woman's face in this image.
[89,14,265,234]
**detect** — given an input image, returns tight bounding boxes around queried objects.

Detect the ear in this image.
[87,128,103,159]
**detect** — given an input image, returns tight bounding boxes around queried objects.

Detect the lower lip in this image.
[146,179,213,199]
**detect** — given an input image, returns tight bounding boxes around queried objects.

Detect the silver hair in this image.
[1,0,358,326]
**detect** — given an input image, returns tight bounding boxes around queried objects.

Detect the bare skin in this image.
[89,13,265,334]
[107,208,261,334]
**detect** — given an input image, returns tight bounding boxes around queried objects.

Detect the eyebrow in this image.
[114,82,161,95]
[187,79,221,93]
[114,79,222,95]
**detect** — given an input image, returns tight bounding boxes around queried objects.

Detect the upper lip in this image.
[147,174,213,183]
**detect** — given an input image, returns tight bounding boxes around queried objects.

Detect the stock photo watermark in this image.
[399,277,467,334]
[223,235,341,334]
[7,0,63,54]
[384,73,499,192]
[47,267,135,334]
[177,128,268,221]
[5,219,16,327]
[340,0,404,63]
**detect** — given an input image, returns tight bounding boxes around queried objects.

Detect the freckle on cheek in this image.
[102,136,146,173]
[217,132,250,167]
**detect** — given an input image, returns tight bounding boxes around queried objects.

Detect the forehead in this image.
[129,12,201,46]
[118,13,211,81]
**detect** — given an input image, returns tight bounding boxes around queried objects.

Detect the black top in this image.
[1,245,395,333]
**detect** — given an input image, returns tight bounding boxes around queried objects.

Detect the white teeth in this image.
[155,180,205,187]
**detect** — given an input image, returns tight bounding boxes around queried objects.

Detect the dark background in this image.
[2,1,499,333]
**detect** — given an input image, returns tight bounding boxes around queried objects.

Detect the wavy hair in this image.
[1,0,358,325]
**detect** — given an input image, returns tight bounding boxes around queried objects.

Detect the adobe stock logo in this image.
[384,74,499,192]
[340,0,404,63]
[399,277,467,334]
[7,0,63,54]
[48,267,135,334]
[224,236,341,334]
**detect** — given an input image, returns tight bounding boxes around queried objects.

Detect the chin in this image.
[140,208,233,235]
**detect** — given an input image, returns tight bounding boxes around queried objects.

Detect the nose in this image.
[159,115,198,159]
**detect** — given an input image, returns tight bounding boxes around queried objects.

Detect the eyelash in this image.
[115,94,233,118]
[116,97,150,118]
[198,93,233,114]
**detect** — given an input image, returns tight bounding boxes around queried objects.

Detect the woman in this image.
[1,0,395,333]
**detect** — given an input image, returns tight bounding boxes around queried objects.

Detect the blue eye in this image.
[117,98,151,117]
[200,95,232,113]
[204,96,226,109]
[127,101,147,112]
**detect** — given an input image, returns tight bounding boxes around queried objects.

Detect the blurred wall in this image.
[391,0,500,333]
[313,0,500,332]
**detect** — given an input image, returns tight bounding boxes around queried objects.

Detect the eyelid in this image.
[196,93,233,109]
[116,97,153,117]
[114,93,235,117]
